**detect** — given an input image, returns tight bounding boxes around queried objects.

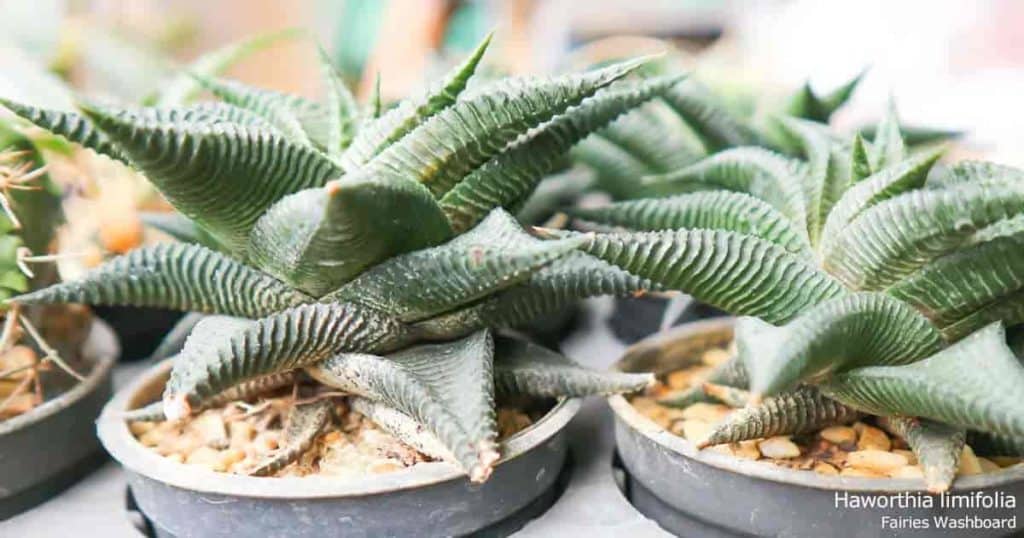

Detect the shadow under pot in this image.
[0,320,119,519]
[607,293,727,344]
[98,359,580,538]
[607,318,1024,537]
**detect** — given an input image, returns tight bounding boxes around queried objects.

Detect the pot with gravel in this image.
[577,105,1024,535]
[0,120,120,518]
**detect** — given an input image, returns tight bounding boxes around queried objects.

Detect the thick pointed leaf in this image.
[124,369,298,423]
[659,79,758,151]
[773,116,850,244]
[868,100,906,171]
[569,191,810,254]
[824,182,1024,290]
[340,34,492,170]
[316,46,358,156]
[783,72,863,123]
[698,386,861,447]
[250,399,332,476]
[247,175,452,296]
[580,229,846,324]
[879,416,965,493]
[850,133,872,182]
[819,148,942,257]
[737,293,944,397]
[701,382,751,408]
[658,355,749,408]
[596,98,703,173]
[0,98,127,163]
[153,28,303,106]
[11,243,311,317]
[493,335,652,398]
[928,160,1024,189]
[80,104,342,255]
[149,312,206,362]
[645,148,808,231]
[439,77,680,233]
[191,75,314,145]
[888,230,1024,327]
[939,288,1024,342]
[411,252,654,340]
[307,330,498,481]
[162,303,411,420]
[349,397,454,461]
[820,323,1024,437]
[326,209,586,322]
[570,134,655,199]
[368,59,644,198]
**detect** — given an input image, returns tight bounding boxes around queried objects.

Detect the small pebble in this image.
[846,450,908,473]
[681,402,731,423]
[228,421,255,448]
[733,441,761,460]
[129,421,156,436]
[840,467,886,478]
[892,449,917,466]
[978,458,1001,473]
[678,420,712,442]
[186,446,222,470]
[856,424,891,451]
[889,465,924,479]
[819,426,857,446]
[813,462,839,476]
[758,437,801,459]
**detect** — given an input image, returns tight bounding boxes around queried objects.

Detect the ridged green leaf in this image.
[569,191,811,254]
[737,293,944,397]
[340,34,492,170]
[80,103,342,255]
[888,230,1024,327]
[439,77,680,233]
[967,430,1024,457]
[0,98,127,164]
[818,148,943,258]
[579,229,846,324]
[698,386,862,447]
[820,322,1024,437]
[868,101,906,171]
[307,330,498,481]
[316,46,358,156]
[247,174,452,296]
[125,368,297,423]
[368,59,643,198]
[250,399,332,476]
[659,79,759,151]
[493,335,652,398]
[162,303,411,419]
[850,133,871,182]
[11,243,311,317]
[783,72,863,123]
[139,212,222,250]
[824,182,1024,290]
[191,75,314,145]
[326,209,586,322]
[658,355,749,408]
[928,160,1024,189]
[149,312,206,362]
[570,134,654,199]
[645,148,808,232]
[593,99,703,173]
[940,288,1024,341]
[879,416,965,493]
[348,397,454,462]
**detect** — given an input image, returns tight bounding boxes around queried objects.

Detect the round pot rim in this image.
[608,317,1024,493]
[0,319,118,436]
[98,357,582,499]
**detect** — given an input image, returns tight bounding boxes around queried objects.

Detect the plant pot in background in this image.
[0,320,119,519]
[99,359,581,538]
[608,319,1024,537]
[92,306,184,361]
[607,293,727,344]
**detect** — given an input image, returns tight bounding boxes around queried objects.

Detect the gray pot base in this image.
[99,359,582,537]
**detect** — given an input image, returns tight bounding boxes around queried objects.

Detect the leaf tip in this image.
[162,393,192,421]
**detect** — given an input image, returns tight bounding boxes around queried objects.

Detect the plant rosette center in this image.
[630,341,1022,481]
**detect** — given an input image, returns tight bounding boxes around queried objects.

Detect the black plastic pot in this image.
[98,359,582,538]
[607,294,727,344]
[92,306,184,361]
[0,320,119,519]
[608,319,1024,537]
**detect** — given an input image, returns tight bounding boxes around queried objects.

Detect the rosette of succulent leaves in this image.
[0,36,709,482]
[0,118,87,419]
[561,100,1024,492]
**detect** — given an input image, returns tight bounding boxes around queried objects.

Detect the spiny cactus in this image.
[570,103,1024,491]
[3,38,668,481]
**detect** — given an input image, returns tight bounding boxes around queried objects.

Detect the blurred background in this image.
[2,0,1021,164]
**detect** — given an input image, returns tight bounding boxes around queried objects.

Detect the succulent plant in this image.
[1,38,683,481]
[566,105,1024,491]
